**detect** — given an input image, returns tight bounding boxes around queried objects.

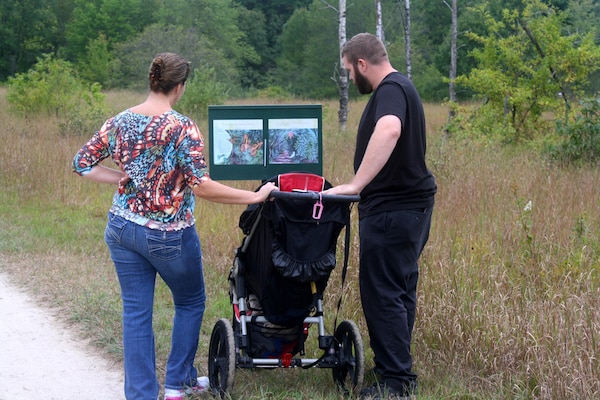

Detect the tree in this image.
[235,7,269,88]
[111,24,239,92]
[0,0,58,80]
[457,0,600,141]
[63,0,159,62]
[564,0,600,94]
[376,0,384,40]
[447,0,458,120]
[564,0,600,38]
[77,33,114,86]
[338,0,349,130]
[234,0,313,88]
[403,0,412,80]
[276,2,340,98]
[319,0,349,128]
[408,0,457,99]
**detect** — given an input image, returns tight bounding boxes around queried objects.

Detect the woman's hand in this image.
[256,182,279,202]
[119,173,131,186]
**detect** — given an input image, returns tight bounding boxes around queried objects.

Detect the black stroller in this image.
[207,172,365,397]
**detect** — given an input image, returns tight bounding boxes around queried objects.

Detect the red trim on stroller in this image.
[277,172,325,192]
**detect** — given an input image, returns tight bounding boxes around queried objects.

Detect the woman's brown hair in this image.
[148,52,191,94]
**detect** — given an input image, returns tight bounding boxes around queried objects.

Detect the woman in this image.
[72,52,277,400]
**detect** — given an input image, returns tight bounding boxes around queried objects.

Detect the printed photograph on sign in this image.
[268,118,319,165]
[212,119,264,165]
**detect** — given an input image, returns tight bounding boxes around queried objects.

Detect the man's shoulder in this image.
[379,72,422,104]
[380,72,414,90]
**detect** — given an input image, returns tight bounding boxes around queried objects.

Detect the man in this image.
[324,33,436,399]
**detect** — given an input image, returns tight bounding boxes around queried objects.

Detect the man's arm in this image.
[324,114,401,195]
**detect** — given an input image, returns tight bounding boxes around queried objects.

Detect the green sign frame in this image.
[208,104,323,181]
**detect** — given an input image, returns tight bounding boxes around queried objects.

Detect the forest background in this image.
[1,0,600,399]
[1,0,598,100]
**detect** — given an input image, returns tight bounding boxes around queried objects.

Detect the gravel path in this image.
[0,272,125,400]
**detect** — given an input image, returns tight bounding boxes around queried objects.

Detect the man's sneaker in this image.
[164,376,210,400]
[359,382,414,400]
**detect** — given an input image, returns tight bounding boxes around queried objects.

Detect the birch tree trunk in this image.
[404,0,412,80]
[448,0,458,119]
[375,0,384,41]
[338,0,348,130]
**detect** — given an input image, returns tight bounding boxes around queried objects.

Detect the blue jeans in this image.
[105,213,206,400]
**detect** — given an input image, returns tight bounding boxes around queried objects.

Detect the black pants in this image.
[359,207,433,394]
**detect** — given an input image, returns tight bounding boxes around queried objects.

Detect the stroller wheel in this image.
[332,319,365,394]
[208,318,236,397]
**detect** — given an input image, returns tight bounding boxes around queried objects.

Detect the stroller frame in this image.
[207,174,365,397]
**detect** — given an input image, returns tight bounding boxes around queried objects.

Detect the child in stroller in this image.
[207,172,365,397]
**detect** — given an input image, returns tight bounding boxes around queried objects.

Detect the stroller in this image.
[207,172,365,397]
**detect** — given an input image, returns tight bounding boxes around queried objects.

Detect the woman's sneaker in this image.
[185,376,210,395]
[164,376,210,400]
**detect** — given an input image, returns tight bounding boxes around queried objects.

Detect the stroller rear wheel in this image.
[332,319,365,394]
[208,318,236,397]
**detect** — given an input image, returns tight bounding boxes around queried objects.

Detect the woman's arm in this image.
[192,179,278,205]
[81,165,129,185]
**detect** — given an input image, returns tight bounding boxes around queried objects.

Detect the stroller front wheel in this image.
[208,318,236,397]
[332,319,365,394]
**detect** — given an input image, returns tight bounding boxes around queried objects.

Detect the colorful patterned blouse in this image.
[72,110,210,231]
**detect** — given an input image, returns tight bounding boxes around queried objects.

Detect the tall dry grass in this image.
[0,87,599,399]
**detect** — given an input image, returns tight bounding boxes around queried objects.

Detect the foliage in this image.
[275,0,383,98]
[235,6,269,88]
[77,33,114,86]
[411,58,448,102]
[1,0,600,104]
[234,0,313,88]
[443,101,518,144]
[276,4,340,98]
[153,0,260,80]
[6,54,107,133]
[545,97,600,165]
[456,0,600,142]
[109,24,239,92]
[0,0,59,80]
[63,0,158,61]
[176,66,230,120]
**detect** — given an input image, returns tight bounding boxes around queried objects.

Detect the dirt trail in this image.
[0,272,125,400]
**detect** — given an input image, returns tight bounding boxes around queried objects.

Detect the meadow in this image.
[0,87,598,399]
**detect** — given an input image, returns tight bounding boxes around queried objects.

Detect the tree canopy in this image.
[1,0,598,102]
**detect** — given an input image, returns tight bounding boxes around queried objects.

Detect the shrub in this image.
[545,97,600,165]
[443,101,518,145]
[7,54,107,134]
[176,65,229,120]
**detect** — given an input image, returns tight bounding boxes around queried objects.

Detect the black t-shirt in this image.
[354,72,436,218]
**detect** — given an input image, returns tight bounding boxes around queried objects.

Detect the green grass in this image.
[0,87,599,399]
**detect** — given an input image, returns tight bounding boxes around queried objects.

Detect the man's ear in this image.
[357,58,368,73]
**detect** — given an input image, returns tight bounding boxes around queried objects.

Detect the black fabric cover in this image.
[236,175,351,327]
[271,241,336,282]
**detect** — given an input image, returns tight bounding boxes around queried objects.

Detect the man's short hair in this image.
[342,33,388,65]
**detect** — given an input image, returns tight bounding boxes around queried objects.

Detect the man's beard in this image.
[354,68,373,94]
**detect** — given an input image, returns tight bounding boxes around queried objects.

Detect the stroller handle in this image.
[270,190,360,203]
